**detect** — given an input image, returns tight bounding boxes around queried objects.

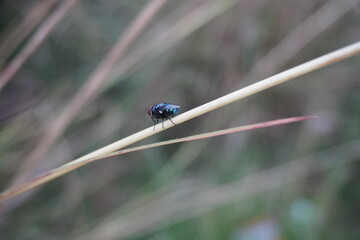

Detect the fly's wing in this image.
[160,103,180,110]
[160,103,180,116]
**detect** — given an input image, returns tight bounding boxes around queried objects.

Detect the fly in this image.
[147,103,180,130]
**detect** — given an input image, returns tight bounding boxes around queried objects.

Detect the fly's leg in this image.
[151,117,157,124]
[151,117,158,130]
[168,117,177,126]
[152,118,176,130]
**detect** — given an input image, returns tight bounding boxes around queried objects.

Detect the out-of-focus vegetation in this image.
[0,0,359,239]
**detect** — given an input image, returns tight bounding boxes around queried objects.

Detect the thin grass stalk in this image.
[94,116,315,160]
[0,116,312,201]
[64,41,360,165]
[1,41,360,201]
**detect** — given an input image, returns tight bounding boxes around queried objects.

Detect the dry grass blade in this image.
[65,41,359,169]
[99,116,316,160]
[1,41,359,201]
[0,116,314,201]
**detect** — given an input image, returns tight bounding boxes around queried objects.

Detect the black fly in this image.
[147,103,180,130]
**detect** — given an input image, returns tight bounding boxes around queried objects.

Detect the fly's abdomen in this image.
[165,108,179,115]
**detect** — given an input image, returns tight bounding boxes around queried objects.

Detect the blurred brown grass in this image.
[1,0,360,239]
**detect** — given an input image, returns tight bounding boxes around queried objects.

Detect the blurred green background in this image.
[0,0,360,239]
